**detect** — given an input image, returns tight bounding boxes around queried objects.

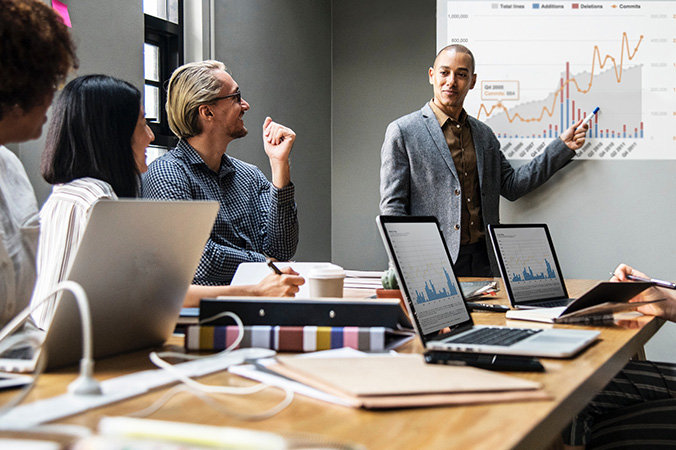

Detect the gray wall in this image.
[332,0,436,271]
[9,0,143,205]
[213,0,332,262]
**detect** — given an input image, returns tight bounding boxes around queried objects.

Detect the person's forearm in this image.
[184,284,257,308]
[660,296,676,322]
[198,239,266,285]
[270,160,291,189]
[264,185,298,261]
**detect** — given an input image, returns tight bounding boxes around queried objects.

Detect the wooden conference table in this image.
[0,279,665,450]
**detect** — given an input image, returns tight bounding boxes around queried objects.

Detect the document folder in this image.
[199,297,410,328]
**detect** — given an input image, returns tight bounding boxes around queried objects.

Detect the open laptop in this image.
[487,223,655,314]
[487,224,574,309]
[0,199,218,372]
[376,216,599,358]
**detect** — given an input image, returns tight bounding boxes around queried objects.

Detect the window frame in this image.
[144,2,183,149]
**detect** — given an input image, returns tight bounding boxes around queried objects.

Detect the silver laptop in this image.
[376,216,599,358]
[0,199,218,372]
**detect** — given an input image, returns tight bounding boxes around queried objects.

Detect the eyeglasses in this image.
[211,89,242,104]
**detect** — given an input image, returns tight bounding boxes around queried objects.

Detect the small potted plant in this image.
[376,266,403,301]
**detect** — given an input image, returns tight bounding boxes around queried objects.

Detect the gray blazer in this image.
[379,103,574,274]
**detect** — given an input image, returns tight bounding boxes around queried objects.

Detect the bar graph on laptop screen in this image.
[493,227,566,301]
[384,222,470,334]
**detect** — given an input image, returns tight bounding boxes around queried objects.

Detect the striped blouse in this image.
[30,178,117,329]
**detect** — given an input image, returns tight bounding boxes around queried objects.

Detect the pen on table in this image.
[609,272,676,290]
[579,107,600,127]
[266,258,283,275]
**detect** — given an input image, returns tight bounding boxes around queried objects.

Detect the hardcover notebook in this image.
[267,354,548,409]
[487,224,655,314]
[376,216,599,358]
[184,325,414,352]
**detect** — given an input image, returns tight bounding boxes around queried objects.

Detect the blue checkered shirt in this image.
[142,140,299,285]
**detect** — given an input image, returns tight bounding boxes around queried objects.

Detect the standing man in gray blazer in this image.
[380,44,589,276]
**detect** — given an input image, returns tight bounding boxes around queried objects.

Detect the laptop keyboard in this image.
[533,299,571,308]
[445,327,543,346]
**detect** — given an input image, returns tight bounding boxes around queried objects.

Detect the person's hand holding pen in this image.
[254,259,305,297]
[559,107,598,151]
[559,118,589,150]
[611,263,676,322]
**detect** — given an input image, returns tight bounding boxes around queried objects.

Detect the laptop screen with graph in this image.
[488,224,570,307]
[377,216,601,357]
[377,216,471,337]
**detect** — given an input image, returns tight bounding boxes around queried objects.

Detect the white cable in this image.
[0,280,102,405]
[18,423,93,438]
[199,311,246,347]
[149,352,268,395]
[151,311,246,362]
[0,339,46,417]
[129,382,293,421]
[128,311,293,420]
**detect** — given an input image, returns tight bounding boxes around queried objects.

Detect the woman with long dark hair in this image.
[31,75,153,327]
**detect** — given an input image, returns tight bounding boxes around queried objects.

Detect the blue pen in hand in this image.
[626,274,676,290]
[579,107,599,128]
[610,271,676,290]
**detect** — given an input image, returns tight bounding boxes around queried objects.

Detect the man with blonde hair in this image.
[143,60,299,286]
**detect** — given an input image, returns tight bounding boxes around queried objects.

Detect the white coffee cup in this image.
[308,264,345,298]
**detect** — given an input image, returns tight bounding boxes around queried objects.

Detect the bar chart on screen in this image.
[492,227,566,301]
[438,0,676,159]
[384,221,469,333]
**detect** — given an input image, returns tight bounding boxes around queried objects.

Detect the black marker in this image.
[266,258,283,275]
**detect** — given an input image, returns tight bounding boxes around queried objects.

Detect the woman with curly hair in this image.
[0,0,77,327]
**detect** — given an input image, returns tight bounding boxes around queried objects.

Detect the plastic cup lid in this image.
[308,264,345,279]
